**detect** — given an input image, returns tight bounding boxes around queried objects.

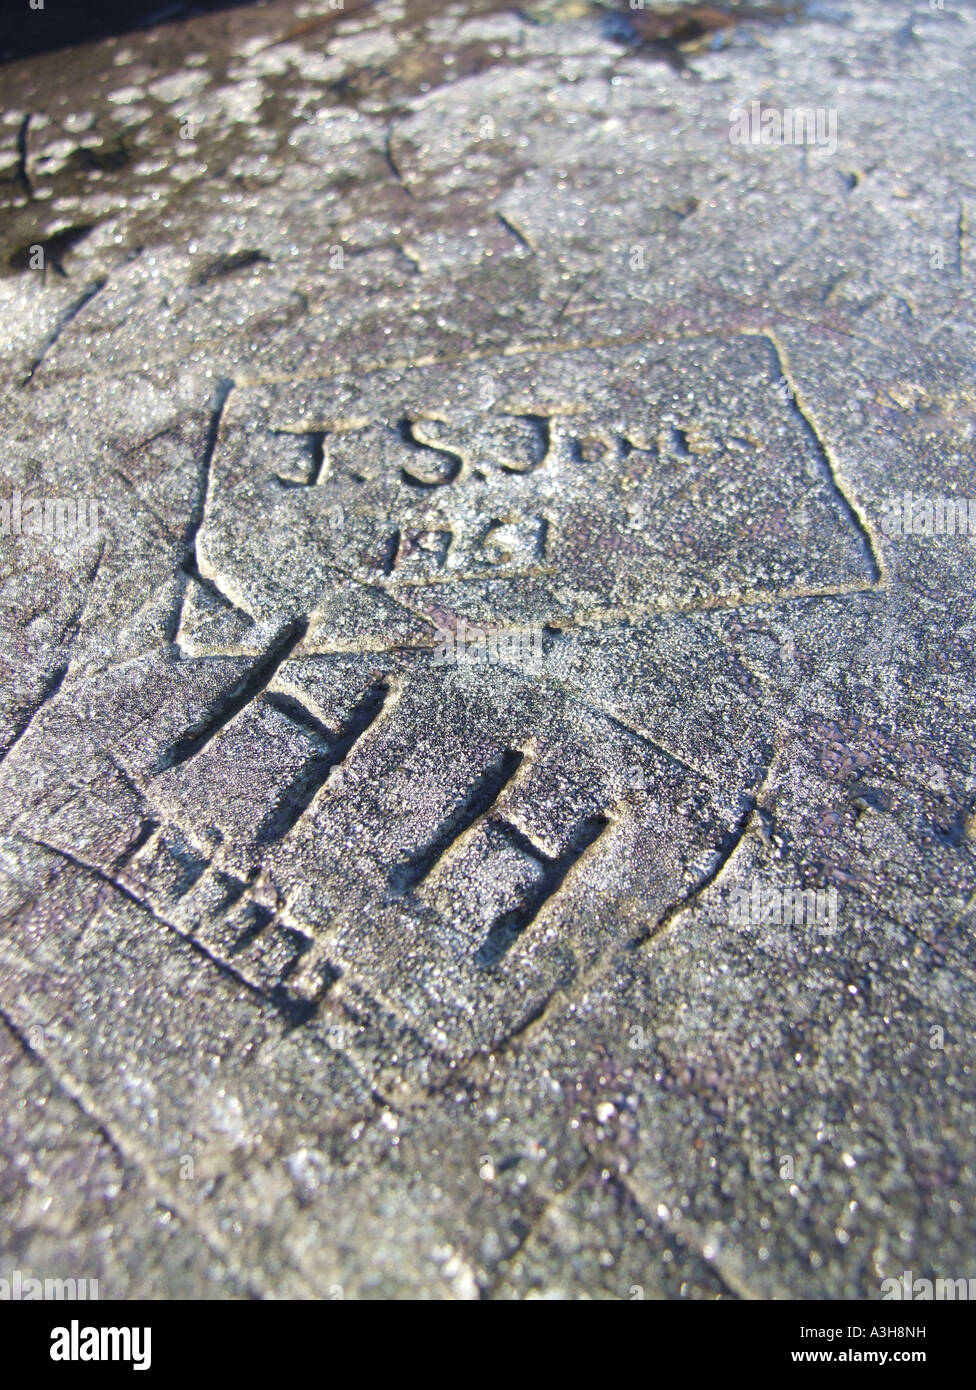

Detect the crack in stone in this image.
[22,276,107,386]
[0,1004,285,1300]
[15,113,32,200]
[762,329,885,586]
[0,663,69,766]
[384,129,413,198]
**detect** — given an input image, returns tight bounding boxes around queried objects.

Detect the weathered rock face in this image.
[1,0,975,1299]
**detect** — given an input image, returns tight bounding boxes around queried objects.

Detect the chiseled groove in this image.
[171,377,236,641]
[390,749,525,893]
[477,811,610,968]
[155,616,308,772]
[24,835,301,1021]
[629,794,758,951]
[271,428,327,488]
[397,415,463,488]
[256,677,393,845]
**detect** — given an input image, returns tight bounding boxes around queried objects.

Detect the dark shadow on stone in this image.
[0,0,261,64]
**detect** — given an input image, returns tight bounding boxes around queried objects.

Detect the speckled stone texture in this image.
[1,0,975,1298]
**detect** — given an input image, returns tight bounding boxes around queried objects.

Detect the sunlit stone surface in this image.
[1,0,974,1298]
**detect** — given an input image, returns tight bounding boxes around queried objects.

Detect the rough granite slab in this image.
[1,0,975,1298]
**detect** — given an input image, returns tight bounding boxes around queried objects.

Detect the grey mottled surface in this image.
[1,0,975,1298]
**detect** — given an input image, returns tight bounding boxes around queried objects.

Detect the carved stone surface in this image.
[1,0,975,1298]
